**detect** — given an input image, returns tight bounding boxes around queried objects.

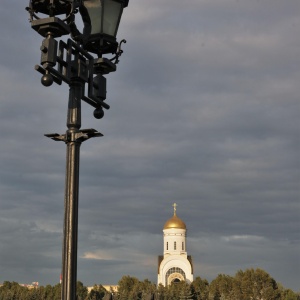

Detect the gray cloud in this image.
[0,0,299,292]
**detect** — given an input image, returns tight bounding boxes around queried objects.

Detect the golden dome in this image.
[163,203,186,229]
[163,214,186,229]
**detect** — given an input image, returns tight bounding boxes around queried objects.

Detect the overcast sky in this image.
[0,0,299,292]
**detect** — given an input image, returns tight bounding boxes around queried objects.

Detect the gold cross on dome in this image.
[173,203,177,215]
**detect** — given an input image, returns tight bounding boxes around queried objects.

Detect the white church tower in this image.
[157,203,194,286]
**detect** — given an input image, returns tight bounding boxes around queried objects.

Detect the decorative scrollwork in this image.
[110,39,127,65]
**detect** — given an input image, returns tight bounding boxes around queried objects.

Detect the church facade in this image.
[157,204,193,286]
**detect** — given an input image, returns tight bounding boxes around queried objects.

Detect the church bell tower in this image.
[157,204,193,286]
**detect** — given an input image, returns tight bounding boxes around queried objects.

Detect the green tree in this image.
[117,275,140,300]
[280,289,299,300]
[52,283,62,300]
[164,281,193,300]
[0,281,29,300]
[191,277,209,300]
[233,268,280,300]
[43,284,55,300]
[139,279,156,300]
[209,274,233,300]
[156,283,167,300]
[76,281,88,300]
[88,284,107,300]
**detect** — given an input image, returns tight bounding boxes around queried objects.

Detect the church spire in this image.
[173,203,177,216]
[163,203,186,230]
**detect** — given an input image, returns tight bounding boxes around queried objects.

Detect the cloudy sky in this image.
[0,0,299,292]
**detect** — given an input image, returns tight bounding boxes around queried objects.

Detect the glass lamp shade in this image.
[81,0,129,55]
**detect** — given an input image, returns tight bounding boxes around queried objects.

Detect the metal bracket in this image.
[35,37,114,117]
[45,128,103,143]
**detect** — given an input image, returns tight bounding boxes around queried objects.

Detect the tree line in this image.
[0,268,299,300]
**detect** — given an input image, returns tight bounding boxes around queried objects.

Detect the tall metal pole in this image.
[41,39,105,299]
[62,79,83,300]
[26,4,127,298]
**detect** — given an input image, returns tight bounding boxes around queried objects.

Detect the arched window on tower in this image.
[174,241,176,250]
[165,267,186,285]
[166,242,168,250]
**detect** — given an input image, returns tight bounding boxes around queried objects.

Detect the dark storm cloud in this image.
[0,0,299,292]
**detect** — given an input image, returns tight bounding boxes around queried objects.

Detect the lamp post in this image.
[26,1,129,299]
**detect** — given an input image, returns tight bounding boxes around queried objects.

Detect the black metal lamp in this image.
[26,1,129,300]
[75,0,129,55]
[28,0,129,56]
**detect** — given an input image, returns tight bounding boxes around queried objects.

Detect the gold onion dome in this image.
[163,203,186,230]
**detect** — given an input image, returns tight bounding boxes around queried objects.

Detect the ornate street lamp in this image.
[71,0,129,55]
[26,1,129,300]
